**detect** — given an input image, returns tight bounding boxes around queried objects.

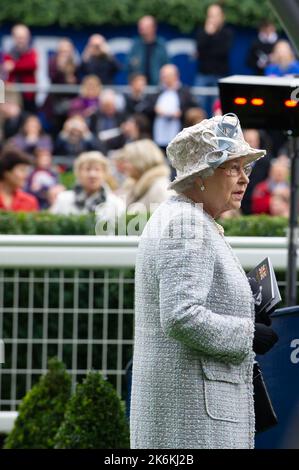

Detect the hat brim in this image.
[168,148,266,190]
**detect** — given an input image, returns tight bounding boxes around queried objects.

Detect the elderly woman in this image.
[130,113,278,449]
[50,151,124,227]
[113,139,172,213]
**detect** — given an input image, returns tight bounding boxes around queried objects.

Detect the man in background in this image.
[3,24,38,112]
[128,15,168,85]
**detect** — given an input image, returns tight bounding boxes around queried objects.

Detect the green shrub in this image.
[0,0,277,31]
[0,210,290,236]
[4,358,71,449]
[0,210,96,235]
[218,214,288,237]
[54,371,130,449]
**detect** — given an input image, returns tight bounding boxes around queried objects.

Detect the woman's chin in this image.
[229,200,241,210]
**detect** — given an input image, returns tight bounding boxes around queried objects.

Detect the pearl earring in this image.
[200,184,205,191]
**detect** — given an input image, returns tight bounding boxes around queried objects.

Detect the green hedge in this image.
[0,211,96,235]
[218,214,288,237]
[0,0,277,32]
[54,371,130,449]
[0,210,289,236]
[4,358,130,449]
[4,358,72,449]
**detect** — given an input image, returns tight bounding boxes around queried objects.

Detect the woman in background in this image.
[113,139,172,213]
[50,151,124,230]
[0,147,38,211]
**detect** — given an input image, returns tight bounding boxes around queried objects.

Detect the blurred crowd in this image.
[0,3,295,220]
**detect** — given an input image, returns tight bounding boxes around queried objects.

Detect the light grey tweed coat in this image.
[130,193,256,449]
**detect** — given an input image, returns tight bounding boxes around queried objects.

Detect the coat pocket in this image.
[201,357,253,423]
[201,354,253,385]
[203,377,242,423]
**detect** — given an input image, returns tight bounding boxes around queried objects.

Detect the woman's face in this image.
[78,162,105,194]
[198,156,250,217]
[272,41,294,66]
[82,79,101,99]
[118,159,141,179]
[57,40,73,58]
[4,164,30,190]
[24,116,41,135]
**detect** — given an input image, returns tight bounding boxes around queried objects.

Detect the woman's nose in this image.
[239,169,249,184]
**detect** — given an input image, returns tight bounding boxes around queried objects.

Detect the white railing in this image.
[0,235,291,433]
[0,234,289,269]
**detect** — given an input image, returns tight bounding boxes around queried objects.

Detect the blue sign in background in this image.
[256,307,299,449]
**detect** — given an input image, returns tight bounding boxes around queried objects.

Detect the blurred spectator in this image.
[113,139,172,212]
[265,40,299,76]
[127,15,168,85]
[241,129,272,215]
[43,38,80,135]
[50,151,125,224]
[3,24,38,112]
[151,64,196,150]
[88,113,152,159]
[55,115,103,159]
[8,114,53,154]
[247,21,279,75]
[251,155,290,214]
[269,186,290,217]
[0,87,25,141]
[69,75,102,118]
[124,73,150,115]
[195,3,233,116]
[47,184,66,207]
[184,107,207,127]
[49,38,79,85]
[0,147,38,211]
[121,114,152,142]
[87,89,126,151]
[25,147,59,209]
[80,34,121,84]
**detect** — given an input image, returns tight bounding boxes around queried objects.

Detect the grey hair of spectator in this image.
[73,151,108,177]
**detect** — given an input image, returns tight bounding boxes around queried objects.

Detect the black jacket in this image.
[196,26,233,76]
[80,55,121,85]
[246,37,278,75]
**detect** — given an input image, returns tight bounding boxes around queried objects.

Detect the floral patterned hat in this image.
[166,113,266,190]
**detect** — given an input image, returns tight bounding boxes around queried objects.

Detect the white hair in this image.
[174,167,214,193]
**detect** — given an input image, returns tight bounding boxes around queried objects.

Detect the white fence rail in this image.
[0,235,292,433]
[0,234,291,268]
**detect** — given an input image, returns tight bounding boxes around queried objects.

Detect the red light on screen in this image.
[251,98,264,106]
[234,97,247,105]
[285,99,298,108]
